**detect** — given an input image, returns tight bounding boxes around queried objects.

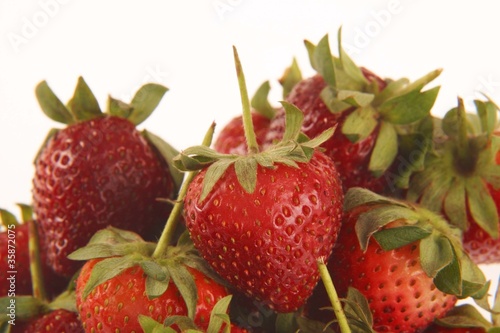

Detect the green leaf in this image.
[35,81,74,124]
[275,312,296,333]
[368,122,398,177]
[320,86,352,114]
[466,177,499,238]
[143,130,184,194]
[395,68,442,97]
[168,265,198,320]
[145,276,170,299]
[459,252,487,299]
[372,78,409,105]
[234,157,258,194]
[107,96,133,119]
[419,232,454,278]
[341,106,378,142]
[379,86,440,124]
[435,304,492,329]
[355,205,421,251]
[251,81,275,119]
[139,315,176,333]
[373,226,431,251]
[0,209,18,228]
[128,83,168,125]
[301,126,335,150]
[343,287,373,328]
[279,57,302,98]
[67,77,102,121]
[475,99,498,136]
[280,101,304,142]
[82,256,138,299]
[0,296,48,323]
[337,27,367,87]
[305,34,336,87]
[337,90,374,107]
[16,204,33,224]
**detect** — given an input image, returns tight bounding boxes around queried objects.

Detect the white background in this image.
[1,0,499,316]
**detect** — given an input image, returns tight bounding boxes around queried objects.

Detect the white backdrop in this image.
[1,0,499,315]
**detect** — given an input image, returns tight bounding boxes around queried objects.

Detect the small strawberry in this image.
[264,29,441,194]
[12,308,84,333]
[306,187,487,333]
[32,78,183,277]
[0,206,67,298]
[404,98,500,264]
[176,47,343,313]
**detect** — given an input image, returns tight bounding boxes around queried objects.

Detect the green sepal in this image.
[340,288,377,333]
[234,157,258,194]
[393,68,442,100]
[368,122,398,177]
[442,178,468,230]
[466,177,500,238]
[279,57,302,98]
[0,209,19,228]
[280,101,304,142]
[337,27,368,88]
[16,204,33,223]
[168,264,198,320]
[128,83,168,126]
[419,232,454,278]
[139,315,178,333]
[341,106,378,142]
[304,34,336,87]
[337,90,374,107]
[205,295,233,333]
[379,86,440,125]
[35,81,74,124]
[251,81,275,119]
[344,186,406,212]
[143,130,184,194]
[475,99,498,136]
[372,78,409,106]
[199,159,235,202]
[107,96,133,119]
[434,304,493,330]
[66,76,102,121]
[320,86,352,114]
[373,226,431,251]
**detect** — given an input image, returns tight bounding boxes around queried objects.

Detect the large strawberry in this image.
[307,187,487,333]
[404,98,500,264]
[176,47,344,313]
[0,206,67,298]
[32,77,183,277]
[264,29,441,194]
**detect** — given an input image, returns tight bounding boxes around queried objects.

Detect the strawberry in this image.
[176,47,343,313]
[12,309,84,333]
[76,257,228,332]
[264,30,441,194]
[306,187,487,333]
[404,98,500,264]
[32,77,183,277]
[0,207,67,298]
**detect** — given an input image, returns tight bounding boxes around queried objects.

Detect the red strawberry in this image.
[405,98,500,264]
[0,207,67,298]
[177,47,344,313]
[12,309,84,333]
[76,258,229,332]
[32,78,182,277]
[264,31,441,194]
[307,188,487,333]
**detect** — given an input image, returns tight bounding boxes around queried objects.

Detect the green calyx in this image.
[304,28,441,177]
[174,47,334,202]
[68,227,221,320]
[345,187,487,299]
[407,97,500,237]
[138,295,234,333]
[36,76,168,126]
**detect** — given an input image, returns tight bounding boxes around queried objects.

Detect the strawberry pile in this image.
[1,28,500,333]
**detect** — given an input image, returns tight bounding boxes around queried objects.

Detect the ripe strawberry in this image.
[12,309,84,333]
[76,258,228,332]
[307,188,487,333]
[0,207,67,298]
[32,78,182,277]
[177,47,344,313]
[264,30,441,194]
[405,98,500,264]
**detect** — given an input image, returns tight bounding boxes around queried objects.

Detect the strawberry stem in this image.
[233,46,259,155]
[152,123,216,258]
[317,259,351,333]
[28,220,48,302]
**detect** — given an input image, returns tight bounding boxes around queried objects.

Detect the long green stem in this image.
[318,259,351,333]
[152,123,216,258]
[232,46,259,155]
[28,220,48,302]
